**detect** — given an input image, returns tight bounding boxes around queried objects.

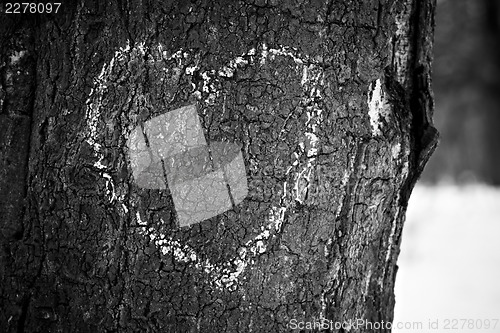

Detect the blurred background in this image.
[394,0,500,331]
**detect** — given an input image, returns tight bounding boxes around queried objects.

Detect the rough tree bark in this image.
[0,0,437,332]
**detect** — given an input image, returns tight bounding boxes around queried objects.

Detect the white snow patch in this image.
[394,184,500,332]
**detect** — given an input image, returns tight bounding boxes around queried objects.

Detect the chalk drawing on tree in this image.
[84,40,333,290]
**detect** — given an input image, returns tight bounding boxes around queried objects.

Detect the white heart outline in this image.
[84,40,326,291]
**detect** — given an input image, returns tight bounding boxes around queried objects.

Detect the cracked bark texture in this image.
[0,1,437,332]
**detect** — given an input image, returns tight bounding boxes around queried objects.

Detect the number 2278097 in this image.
[5,3,61,14]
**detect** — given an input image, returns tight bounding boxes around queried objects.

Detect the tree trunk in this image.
[0,1,437,332]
